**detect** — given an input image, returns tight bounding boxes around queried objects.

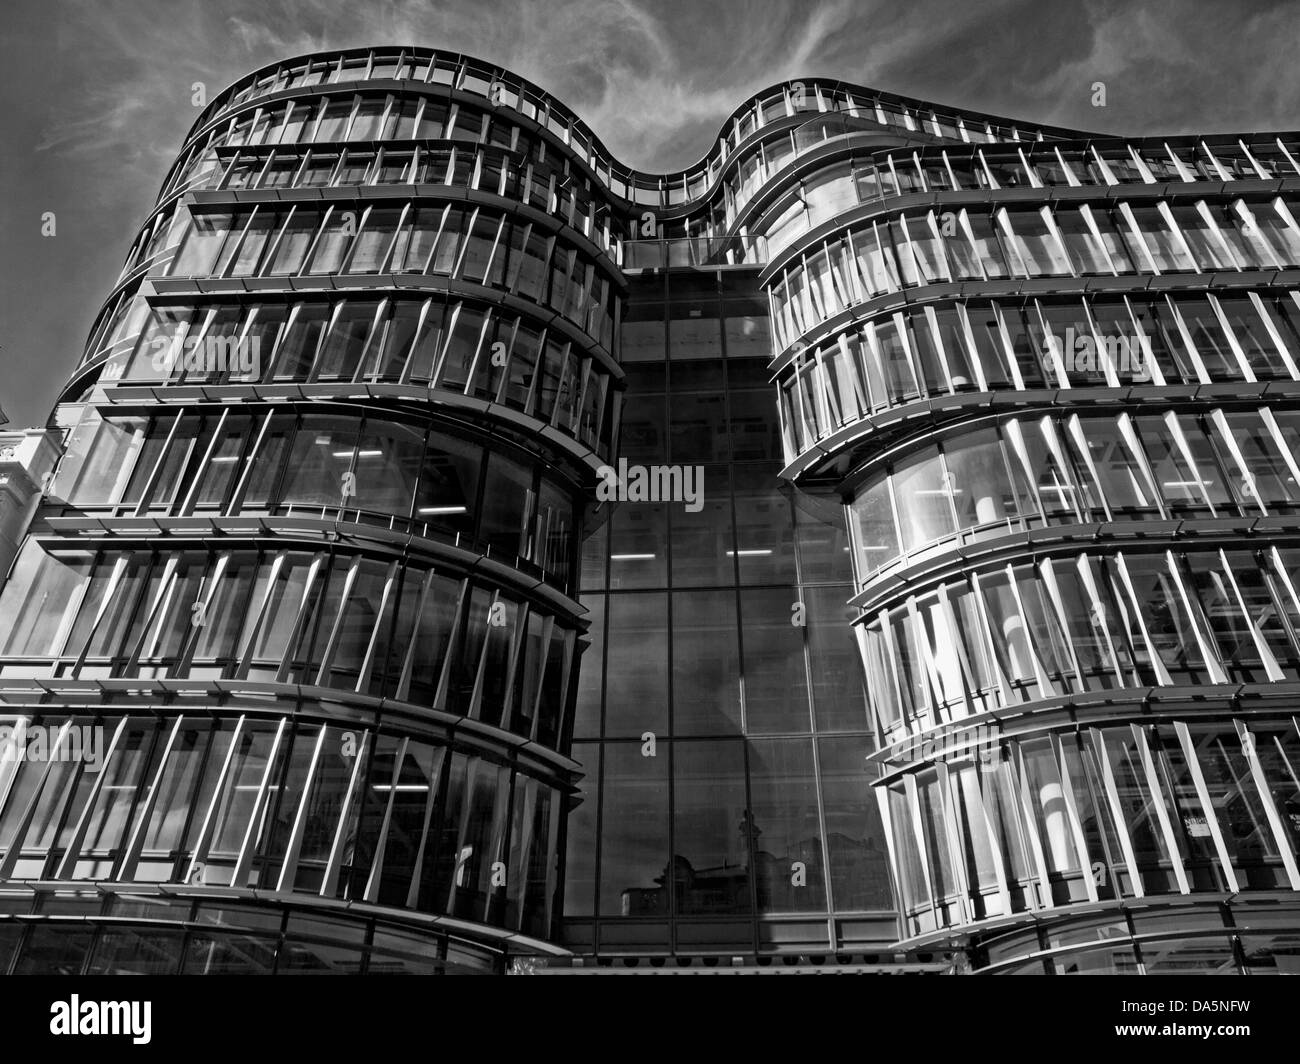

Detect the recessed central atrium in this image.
[0,45,1298,975]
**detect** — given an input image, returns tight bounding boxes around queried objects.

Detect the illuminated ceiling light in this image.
[418,505,467,514]
[611,553,656,560]
[727,548,773,556]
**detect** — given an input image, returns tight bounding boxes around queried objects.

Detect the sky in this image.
[3,0,1300,428]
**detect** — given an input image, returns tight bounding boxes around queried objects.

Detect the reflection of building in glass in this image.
[3,45,1299,975]
[562,266,911,967]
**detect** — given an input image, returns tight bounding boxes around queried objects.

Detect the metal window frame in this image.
[1208,407,1267,514]
[181,714,245,884]
[958,758,1014,916]
[934,761,975,925]
[1115,201,1162,274]
[902,773,938,917]
[968,569,1016,708]
[114,714,186,880]
[1110,553,1175,686]
[1128,722,1192,895]
[52,717,131,878]
[1229,720,1300,891]
[1087,726,1146,898]
[320,729,370,898]
[1003,560,1065,699]
[1049,732,1100,903]
[1039,556,1088,691]
[1171,721,1241,893]
[0,721,75,877]
[1162,408,1218,512]
[230,717,288,886]
[1070,554,1131,687]
[1010,743,1054,910]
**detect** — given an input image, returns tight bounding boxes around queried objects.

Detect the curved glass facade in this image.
[0,711,561,935]
[859,546,1300,735]
[0,46,631,974]
[49,405,581,589]
[5,43,1300,976]
[777,291,1300,460]
[849,407,1300,582]
[768,197,1300,358]
[746,57,1300,971]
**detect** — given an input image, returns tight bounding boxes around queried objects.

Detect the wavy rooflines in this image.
[188,45,1096,191]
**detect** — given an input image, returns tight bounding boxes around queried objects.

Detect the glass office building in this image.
[1,45,1299,974]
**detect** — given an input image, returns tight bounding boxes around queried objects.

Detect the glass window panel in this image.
[58,414,145,505]
[414,431,480,538]
[265,209,319,275]
[305,210,354,274]
[917,771,956,901]
[979,569,1036,694]
[1004,209,1070,276]
[272,303,330,380]
[673,739,752,917]
[227,209,278,277]
[562,741,598,916]
[1120,553,1209,684]
[245,552,317,663]
[748,738,826,913]
[1221,412,1298,511]
[806,585,870,731]
[671,589,741,735]
[171,212,233,276]
[1080,418,1157,516]
[1000,308,1048,387]
[891,446,956,551]
[13,926,94,975]
[1145,728,1230,891]
[1018,738,1080,877]
[604,593,668,736]
[737,588,810,735]
[608,496,667,590]
[280,416,358,508]
[944,427,1017,531]
[1177,297,1240,380]
[445,756,511,921]
[887,783,928,913]
[853,474,899,578]
[819,737,892,910]
[599,741,669,917]
[192,414,253,510]
[87,928,185,975]
[1176,206,1235,271]
[0,544,90,657]
[350,418,422,515]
